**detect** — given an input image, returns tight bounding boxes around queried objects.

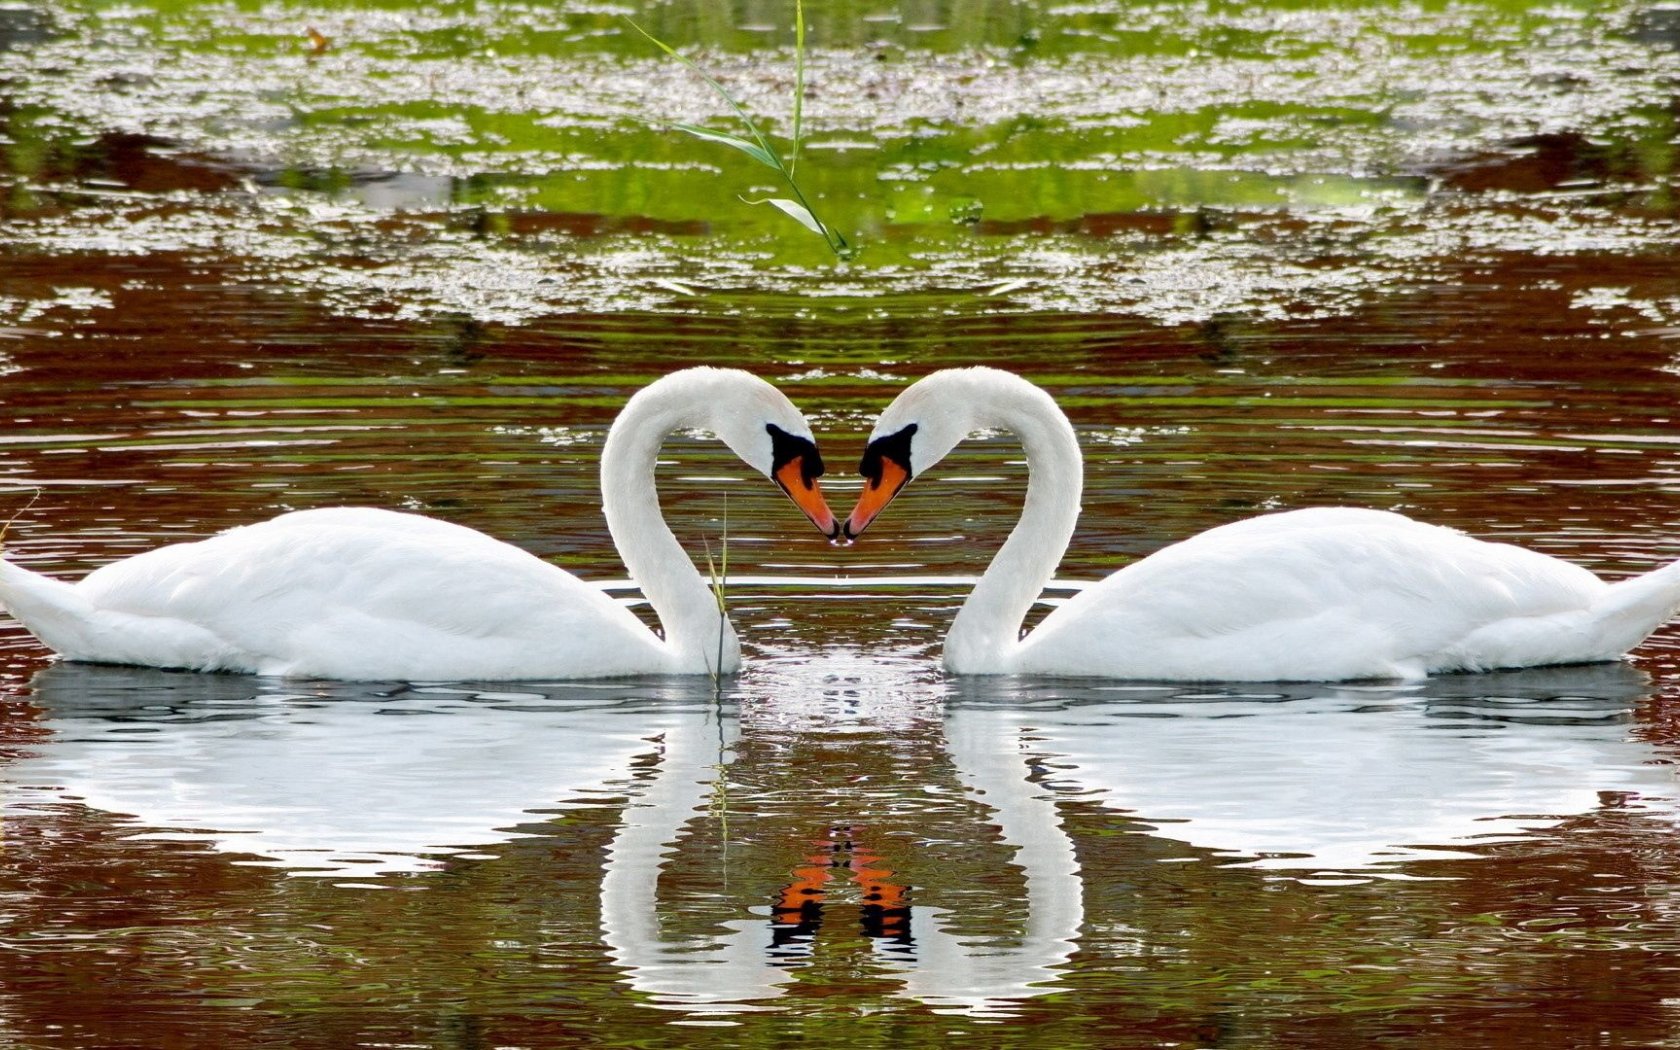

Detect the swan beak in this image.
[775,458,841,539]
[843,459,910,540]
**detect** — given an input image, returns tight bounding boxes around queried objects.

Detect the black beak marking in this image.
[858,423,917,485]
[767,423,824,486]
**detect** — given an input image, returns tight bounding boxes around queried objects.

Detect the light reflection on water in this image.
[8,656,1677,1020]
[4,0,1680,1042]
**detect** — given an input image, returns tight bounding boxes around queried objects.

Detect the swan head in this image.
[681,369,840,539]
[844,368,1002,539]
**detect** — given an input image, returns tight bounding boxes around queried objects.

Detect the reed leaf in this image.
[667,123,780,169]
[742,196,825,236]
[624,18,786,175]
[627,7,851,258]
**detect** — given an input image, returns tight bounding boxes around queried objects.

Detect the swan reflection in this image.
[7,656,1078,1016]
[888,702,1083,1015]
[6,657,1673,1018]
[9,663,708,875]
[948,661,1680,873]
[597,652,1083,1017]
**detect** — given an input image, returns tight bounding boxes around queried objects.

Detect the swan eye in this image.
[767,423,825,485]
[858,424,917,484]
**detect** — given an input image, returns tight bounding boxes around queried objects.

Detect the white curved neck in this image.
[944,383,1082,673]
[600,383,740,674]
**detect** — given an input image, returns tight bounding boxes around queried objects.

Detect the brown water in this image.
[5,1,1680,1046]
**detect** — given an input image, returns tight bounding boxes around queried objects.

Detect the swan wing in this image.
[1019,508,1609,680]
[52,508,665,679]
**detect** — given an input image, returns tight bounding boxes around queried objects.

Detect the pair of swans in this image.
[2,366,1677,682]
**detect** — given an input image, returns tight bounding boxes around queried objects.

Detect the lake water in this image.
[3,1,1680,1046]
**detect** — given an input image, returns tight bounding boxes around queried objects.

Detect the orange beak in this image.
[843,458,910,539]
[775,457,840,539]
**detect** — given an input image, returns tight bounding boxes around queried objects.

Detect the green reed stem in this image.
[626,6,851,258]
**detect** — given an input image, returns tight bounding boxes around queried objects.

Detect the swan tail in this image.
[1439,562,1680,673]
[0,557,98,655]
[1587,561,1680,658]
[0,557,244,670]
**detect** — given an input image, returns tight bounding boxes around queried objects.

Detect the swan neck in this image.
[946,392,1082,673]
[600,388,739,673]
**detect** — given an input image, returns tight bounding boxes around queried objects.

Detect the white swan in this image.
[0,367,838,680]
[843,367,1680,681]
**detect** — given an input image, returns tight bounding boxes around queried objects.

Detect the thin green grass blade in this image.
[701,537,725,615]
[625,18,788,174]
[791,0,806,178]
[718,499,727,680]
[668,123,779,168]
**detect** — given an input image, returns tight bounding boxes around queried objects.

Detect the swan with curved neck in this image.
[0,368,837,680]
[845,367,1680,681]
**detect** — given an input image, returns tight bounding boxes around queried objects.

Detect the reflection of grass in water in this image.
[708,744,731,869]
[627,0,853,258]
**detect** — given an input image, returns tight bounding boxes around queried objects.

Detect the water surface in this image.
[4,1,1680,1046]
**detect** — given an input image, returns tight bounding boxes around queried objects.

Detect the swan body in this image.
[1018,506,1680,681]
[0,368,837,680]
[845,367,1680,681]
